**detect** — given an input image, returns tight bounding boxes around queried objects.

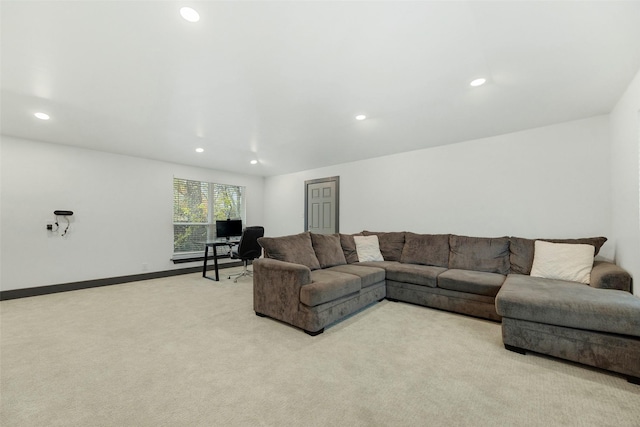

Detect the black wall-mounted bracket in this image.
[48,210,74,235]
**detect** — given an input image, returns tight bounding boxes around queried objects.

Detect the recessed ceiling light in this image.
[34,112,50,120]
[180,7,200,22]
[470,78,487,87]
[195,148,204,153]
[355,115,367,121]
[250,160,258,165]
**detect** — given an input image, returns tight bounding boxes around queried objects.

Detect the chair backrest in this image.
[236,226,265,260]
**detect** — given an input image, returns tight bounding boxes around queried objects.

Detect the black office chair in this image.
[228,226,265,282]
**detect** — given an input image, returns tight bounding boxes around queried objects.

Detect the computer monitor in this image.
[216,219,243,240]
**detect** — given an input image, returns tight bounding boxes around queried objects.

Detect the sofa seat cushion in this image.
[300,270,361,307]
[357,260,401,269]
[437,269,506,297]
[496,274,640,337]
[358,261,445,288]
[327,265,385,288]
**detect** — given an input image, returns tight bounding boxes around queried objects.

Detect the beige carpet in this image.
[1,269,639,426]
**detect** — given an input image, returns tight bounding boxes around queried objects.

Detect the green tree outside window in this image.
[173,178,245,253]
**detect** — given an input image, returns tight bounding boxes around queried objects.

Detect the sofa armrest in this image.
[590,261,632,292]
[253,258,312,322]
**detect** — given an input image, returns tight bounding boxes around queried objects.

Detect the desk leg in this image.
[213,247,220,281]
[203,245,209,277]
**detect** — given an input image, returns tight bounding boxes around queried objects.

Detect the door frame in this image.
[304,176,340,233]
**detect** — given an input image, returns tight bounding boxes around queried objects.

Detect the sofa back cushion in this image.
[400,232,450,267]
[509,236,607,275]
[449,235,510,275]
[361,231,405,261]
[258,232,321,270]
[339,233,362,264]
[311,233,347,268]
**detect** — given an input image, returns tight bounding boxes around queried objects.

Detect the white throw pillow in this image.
[530,240,595,284]
[354,235,384,262]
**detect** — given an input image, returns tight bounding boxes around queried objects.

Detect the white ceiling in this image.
[2,1,640,177]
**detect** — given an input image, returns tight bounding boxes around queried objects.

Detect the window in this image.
[173,178,245,255]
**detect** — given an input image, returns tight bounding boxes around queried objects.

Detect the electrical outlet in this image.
[46,223,53,231]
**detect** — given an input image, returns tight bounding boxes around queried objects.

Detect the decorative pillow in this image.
[353,235,384,262]
[257,232,321,270]
[509,236,607,275]
[311,233,347,268]
[362,231,405,261]
[530,240,595,284]
[449,235,510,275]
[400,232,450,267]
[339,233,362,264]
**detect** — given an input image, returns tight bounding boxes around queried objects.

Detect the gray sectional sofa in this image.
[253,231,640,383]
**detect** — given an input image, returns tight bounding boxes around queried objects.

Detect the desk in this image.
[202,240,238,281]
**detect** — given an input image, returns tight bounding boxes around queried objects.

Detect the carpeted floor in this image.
[1,268,639,426]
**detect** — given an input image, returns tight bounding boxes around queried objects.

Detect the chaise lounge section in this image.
[496,269,640,384]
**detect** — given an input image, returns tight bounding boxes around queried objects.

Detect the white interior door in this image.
[306,178,339,234]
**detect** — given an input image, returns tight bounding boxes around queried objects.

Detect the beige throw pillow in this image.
[353,235,384,262]
[530,240,595,284]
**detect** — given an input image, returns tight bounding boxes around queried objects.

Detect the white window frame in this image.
[173,177,246,259]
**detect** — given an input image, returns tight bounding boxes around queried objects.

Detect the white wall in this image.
[0,136,264,291]
[264,115,613,257]
[2,112,628,293]
[610,69,640,296]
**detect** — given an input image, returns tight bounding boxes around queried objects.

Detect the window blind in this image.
[173,178,246,254]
